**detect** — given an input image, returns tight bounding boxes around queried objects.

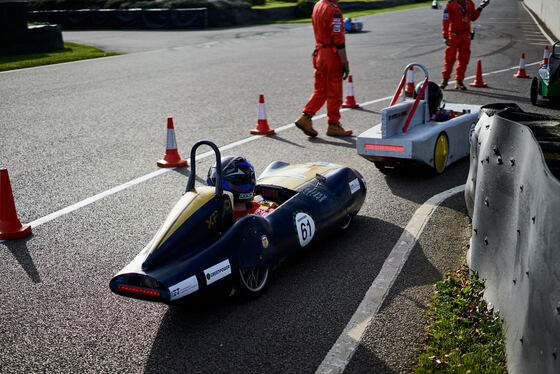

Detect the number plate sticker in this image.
[294,211,316,247]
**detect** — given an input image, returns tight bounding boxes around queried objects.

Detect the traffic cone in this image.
[514,53,530,78]
[156,117,188,168]
[250,94,275,135]
[342,75,360,108]
[0,169,31,240]
[540,45,549,66]
[469,59,488,87]
[405,67,415,97]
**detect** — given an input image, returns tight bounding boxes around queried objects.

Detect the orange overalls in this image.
[441,0,481,81]
[303,0,346,125]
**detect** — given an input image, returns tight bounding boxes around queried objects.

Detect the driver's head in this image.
[207,156,256,202]
[414,80,443,117]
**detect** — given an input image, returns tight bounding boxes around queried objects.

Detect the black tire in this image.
[530,77,539,106]
[339,214,353,231]
[236,266,270,298]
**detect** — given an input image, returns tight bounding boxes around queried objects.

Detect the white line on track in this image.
[7,60,538,233]
[315,184,466,374]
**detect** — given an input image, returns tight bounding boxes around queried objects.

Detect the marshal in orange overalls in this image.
[303,0,346,125]
[441,0,482,84]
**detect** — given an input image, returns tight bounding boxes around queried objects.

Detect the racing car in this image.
[356,63,481,173]
[110,140,366,303]
[344,18,363,33]
[531,41,560,106]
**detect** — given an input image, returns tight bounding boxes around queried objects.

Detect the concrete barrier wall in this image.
[524,0,560,40]
[465,104,560,374]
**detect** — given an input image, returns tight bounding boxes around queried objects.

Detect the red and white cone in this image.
[514,53,530,78]
[0,169,31,240]
[342,75,360,108]
[469,59,488,87]
[540,45,549,66]
[157,117,188,168]
[250,94,275,135]
[405,67,415,97]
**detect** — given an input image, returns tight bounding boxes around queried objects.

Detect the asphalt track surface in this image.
[1,0,558,373]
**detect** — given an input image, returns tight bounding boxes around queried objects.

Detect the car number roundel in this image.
[294,211,315,247]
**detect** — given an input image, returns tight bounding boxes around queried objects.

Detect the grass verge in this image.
[0,42,119,72]
[415,266,507,373]
[274,1,432,23]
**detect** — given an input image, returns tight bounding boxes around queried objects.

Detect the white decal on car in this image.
[349,178,360,194]
[204,259,232,285]
[294,212,316,247]
[169,275,199,300]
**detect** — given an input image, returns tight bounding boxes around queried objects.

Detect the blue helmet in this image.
[207,156,256,202]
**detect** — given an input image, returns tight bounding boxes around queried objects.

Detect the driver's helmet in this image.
[207,156,256,202]
[414,80,443,117]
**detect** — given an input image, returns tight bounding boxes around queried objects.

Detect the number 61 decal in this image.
[294,211,316,247]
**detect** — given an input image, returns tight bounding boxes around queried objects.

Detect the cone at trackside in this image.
[157,117,188,168]
[0,168,32,240]
[250,94,275,135]
[514,53,530,78]
[342,75,360,108]
[469,59,488,87]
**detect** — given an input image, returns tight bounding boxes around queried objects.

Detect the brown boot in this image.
[326,122,353,137]
[455,80,467,90]
[295,114,318,137]
[439,78,449,89]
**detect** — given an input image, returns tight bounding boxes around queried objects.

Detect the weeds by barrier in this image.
[465,103,560,374]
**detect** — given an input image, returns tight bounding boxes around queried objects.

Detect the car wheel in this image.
[237,266,270,298]
[340,214,353,231]
[530,77,539,106]
[433,133,448,174]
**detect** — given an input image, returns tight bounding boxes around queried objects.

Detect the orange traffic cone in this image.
[514,53,530,78]
[540,45,549,66]
[157,117,188,168]
[405,67,415,97]
[0,169,31,240]
[342,75,360,108]
[469,59,488,87]
[250,94,275,135]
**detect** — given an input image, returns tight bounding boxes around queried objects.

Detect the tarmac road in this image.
[1,0,558,372]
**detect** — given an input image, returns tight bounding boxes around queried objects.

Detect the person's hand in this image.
[342,61,350,80]
[479,0,489,9]
[444,37,450,46]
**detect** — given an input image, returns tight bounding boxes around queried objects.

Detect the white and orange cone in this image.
[0,168,31,240]
[540,45,549,66]
[342,75,360,108]
[514,53,530,78]
[405,67,415,97]
[250,94,275,135]
[469,59,488,87]
[157,117,188,168]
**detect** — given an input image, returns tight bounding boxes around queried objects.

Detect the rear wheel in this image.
[237,266,270,298]
[531,77,539,105]
[340,214,353,231]
[433,133,449,174]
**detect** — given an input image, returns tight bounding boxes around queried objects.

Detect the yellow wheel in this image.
[433,133,448,174]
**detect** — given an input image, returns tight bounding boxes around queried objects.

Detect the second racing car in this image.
[356,63,481,173]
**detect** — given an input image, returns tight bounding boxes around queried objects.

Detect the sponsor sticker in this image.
[261,235,269,249]
[332,18,341,25]
[239,192,253,200]
[294,211,316,247]
[204,259,232,285]
[169,275,199,300]
[334,24,341,33]
[349,178,360,194]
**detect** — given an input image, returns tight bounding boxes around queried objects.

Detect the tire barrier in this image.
[465,103,560,374]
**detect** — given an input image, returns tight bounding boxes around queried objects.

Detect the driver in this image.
[207,156,277,220]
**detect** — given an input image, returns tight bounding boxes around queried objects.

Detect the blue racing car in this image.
[110,140,367,303]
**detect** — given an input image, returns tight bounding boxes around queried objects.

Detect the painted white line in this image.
[315,184,466,374]
[520,1,555,44]
[15,60,538,232]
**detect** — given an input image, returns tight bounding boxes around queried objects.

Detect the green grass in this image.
[0,42,119,72]
[252,1,298,9]
[416,267,507,373]
[274,1,432,23]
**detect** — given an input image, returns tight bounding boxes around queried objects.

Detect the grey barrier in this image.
[465,103,560,374]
